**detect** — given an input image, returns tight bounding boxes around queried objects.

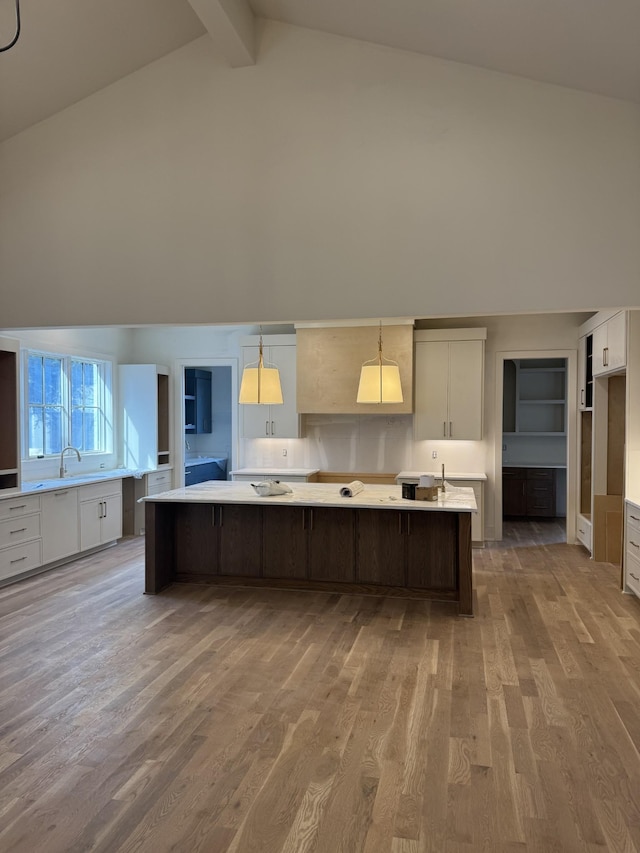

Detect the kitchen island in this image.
[143,482,476,615]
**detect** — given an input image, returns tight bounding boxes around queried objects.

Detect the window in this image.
[26,351,112,457]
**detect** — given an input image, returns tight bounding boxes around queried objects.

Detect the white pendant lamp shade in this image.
[238,334,284,405]
[357,324,404,404]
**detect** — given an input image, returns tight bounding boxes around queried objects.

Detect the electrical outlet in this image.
[282,448,287,456]
[432,450,438,459]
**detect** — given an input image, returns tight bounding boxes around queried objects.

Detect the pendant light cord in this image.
[0,0,21,53]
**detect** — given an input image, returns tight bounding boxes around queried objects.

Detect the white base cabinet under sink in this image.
[79,481,122,552]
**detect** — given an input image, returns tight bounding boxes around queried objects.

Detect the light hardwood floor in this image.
[1,527,639,852]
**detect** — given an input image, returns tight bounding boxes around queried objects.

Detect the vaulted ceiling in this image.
[1,0,639,142]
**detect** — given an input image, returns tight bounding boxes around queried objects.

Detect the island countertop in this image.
[142,481,477,513]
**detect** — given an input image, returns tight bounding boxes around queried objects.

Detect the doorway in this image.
[174,358,238,487]
[495,349,577,543]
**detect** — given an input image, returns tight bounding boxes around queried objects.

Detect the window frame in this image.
[22,348,114,461]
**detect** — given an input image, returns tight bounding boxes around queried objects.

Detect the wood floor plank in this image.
[1,525,640,851]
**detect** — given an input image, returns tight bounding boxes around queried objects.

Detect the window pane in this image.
[29,406,43,456]
[71,361,83,407]
[71,409,83,449]
[84,410,97,451]
[44,358,62,405]
[84,362,98,406]
[28,355,43,405]
[44,408,63,454]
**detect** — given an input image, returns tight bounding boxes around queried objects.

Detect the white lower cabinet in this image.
[0,494,42,582]
[624,502,640,598]
[576,514,592,553]
[79,481,122,551]
[42,487,79,564]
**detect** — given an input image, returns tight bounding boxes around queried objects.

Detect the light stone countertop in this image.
[18,467,160,495]
[142,481,477,513]
[396,471,487,482]
[229,468,320,477]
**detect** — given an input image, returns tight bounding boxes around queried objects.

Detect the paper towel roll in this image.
[340,480,364,497]
[419,474,435,487]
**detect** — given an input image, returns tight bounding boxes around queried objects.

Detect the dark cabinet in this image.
[406,512,457,589]
[307,507,356,582]
[174,503,261,579]
[184,461,219,487]
[262,506,308,579]
[356,509,406,586]
[185,368,212,434]
[503,467,557,518]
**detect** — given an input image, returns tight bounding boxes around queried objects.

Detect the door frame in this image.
[494,348,577,542]
[173,357,239,488]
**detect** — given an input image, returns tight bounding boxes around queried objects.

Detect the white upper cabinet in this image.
[592,311,627,377]
[240,336,301,439]
[414,330,486,441]
[120,364,171,469]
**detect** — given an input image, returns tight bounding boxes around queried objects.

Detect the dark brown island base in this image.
[143,482,476,616]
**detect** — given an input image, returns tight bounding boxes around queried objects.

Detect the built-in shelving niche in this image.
[0,341,19,491]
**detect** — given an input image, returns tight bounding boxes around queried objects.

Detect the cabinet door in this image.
[606,311,626,373]
[406,512,457,590]
[42,488,79,564]
[218,504,262,576]
[307,507,355,582]
[414,341,449,440]
[174,503,220,577]
[525,469,556,517]
[263,506,308,579]
[195,375,212,433]
[502,469,527,517]
[101,493,122,542]
[448,340,483,440]
[356,509,405,586]
[578,335,587,410]
[269,345,300,438]
[80,498,103,551]
[592,322,608,376]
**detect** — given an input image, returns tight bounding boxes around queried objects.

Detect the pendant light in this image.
[238,328,284,405]
[357,322,403,404]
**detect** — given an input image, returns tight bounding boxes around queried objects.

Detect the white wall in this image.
[1,21,639,329]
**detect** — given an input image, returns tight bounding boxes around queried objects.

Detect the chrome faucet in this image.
[59,445,81,478]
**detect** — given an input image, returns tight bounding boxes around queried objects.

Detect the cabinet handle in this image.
[603,346,608,366]
[399,513,403,535]
[266,420,269,436]
[271,421,275,435]
[449,421,453,437]
[443,421,446,437]
[218,505,223,527]
[10,527,27,534]
[54,490,69,497]
[522,483,525,496]
[9,504,26,511]
[630,541,639,549]
[630,573,640,582]
[212,506,217,527]
[407,514,411,535]
[104,501,108,518]
[579,528,585,534]
[10,555,27,564]
[308,508,313,531]
[580,389,584,406]
[630,515,640,522]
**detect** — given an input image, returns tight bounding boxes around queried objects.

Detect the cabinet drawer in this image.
[0,539,42,581]
[0,494,41,521]
[576,516,592,552]
[78,479,122,503]
[0,512,41,547]
[147,470,171,488]
[502,468,524,480]
[626,504,640,540]
[625,551,640,598]
[526,468,554,480]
